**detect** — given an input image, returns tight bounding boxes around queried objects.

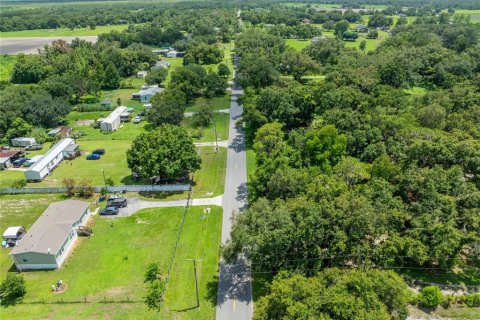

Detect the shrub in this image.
[76,104,113,112]
[460,294,480,307]
[0,273,26,306]
[62,178,76,197]
[76,179,94,198]
[419,286,443,308]
[9,178,26,189]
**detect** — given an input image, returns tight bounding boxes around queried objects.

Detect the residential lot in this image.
[0,194,222,319]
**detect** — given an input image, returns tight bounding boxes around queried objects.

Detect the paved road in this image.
[216,90,253,319]
[0,36,97,54]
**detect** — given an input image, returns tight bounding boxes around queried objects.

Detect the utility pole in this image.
[101,169,107,188]
[213,117,219,153]
[187,259,202,308]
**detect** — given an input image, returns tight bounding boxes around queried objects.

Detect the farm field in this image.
[0,195,222,320]
[0,25,128,38]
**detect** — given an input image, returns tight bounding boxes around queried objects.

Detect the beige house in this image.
[10,200,91,270]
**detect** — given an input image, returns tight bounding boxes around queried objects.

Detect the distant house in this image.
[312,36,326,43]
[47,126,72,138]
[11,137,36,147]
[302,18,312,24]
[398,13,407,18]
[10,200,91,270]
[24,138,76,181]
[152,60,170,69]
[132,86,164,103]
[100,106,128,132]
[166,50,178,58]
[153,49,169,55]
[137,71,148,78]
[100,99,113,107]
[355,25,369,33]
[0,150,22,170]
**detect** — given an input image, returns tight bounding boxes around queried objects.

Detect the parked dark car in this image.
[25,144,43,151]
[100,206,119,215]
[86,154,101,160]
[92,149,105,155]
[12,158,29,168]
[107,198,127,208]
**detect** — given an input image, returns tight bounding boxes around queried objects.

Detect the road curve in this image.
[0,36,98,54]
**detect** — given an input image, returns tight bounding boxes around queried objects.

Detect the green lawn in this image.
[285,39,311,51]
[286,28,388,53]
[192,146,227,198]
[185,94,231,113]
[1,197,222,320]
[450,9,480,23]
[32,140,134,187]
[182,112,230,143]
[0,55,16,81]
[0,25,128,38]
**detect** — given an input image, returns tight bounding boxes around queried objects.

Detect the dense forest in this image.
[222,9,480,319]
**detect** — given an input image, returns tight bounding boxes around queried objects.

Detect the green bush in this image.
[8,179,26,189]
[419,286,443,308]
[0,273,26,306]
[76,104,113,112]
[460,294,480,307]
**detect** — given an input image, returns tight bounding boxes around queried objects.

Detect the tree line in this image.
[223,19,480,319]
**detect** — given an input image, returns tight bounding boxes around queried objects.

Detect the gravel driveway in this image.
[101,195,223,218]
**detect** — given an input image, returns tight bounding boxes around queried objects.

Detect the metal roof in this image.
[102,106,127,124]
[27,138,74,172]
[10,200,89,255]
[3,226,25,239]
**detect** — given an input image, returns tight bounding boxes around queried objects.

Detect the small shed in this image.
[120,112,131,122]
[152,60,170,69]
[62,144,80,159]
[11,137,36,147]
[0,150,21,170]
[0,157,11,170]
[137,71,148,78]
[3,226,26,247]
[166,50,178,58]
[101,99,113,107]
[355,25,369,33]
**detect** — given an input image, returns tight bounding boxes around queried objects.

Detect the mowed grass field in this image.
[0,55,16,81]
[0,25,128,38]
[1,194,222,319]
[286,28,389,53]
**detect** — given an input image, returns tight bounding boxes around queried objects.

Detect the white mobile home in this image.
[10,200,90,270]
[24,138,75,182]
[11,137,36,147]
[100,106,127,132]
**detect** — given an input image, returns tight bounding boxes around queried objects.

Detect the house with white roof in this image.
[24,138,76,182]
[100,106,128,132]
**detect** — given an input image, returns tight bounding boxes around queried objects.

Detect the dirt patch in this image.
[135,217,149,224]
[106,286,127,297]
[53,283,68,294]
[76,119,94,126]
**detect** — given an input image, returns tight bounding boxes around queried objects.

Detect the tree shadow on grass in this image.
[205,274,219,307]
